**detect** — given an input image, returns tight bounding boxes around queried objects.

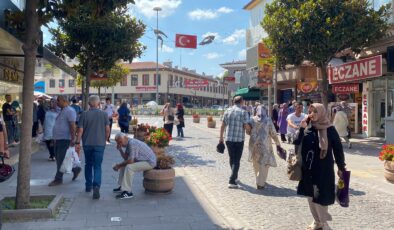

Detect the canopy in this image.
[235,88,261,100]
[145,101,158,108]
[34,91,52,99]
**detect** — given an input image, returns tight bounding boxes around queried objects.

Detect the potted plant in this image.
[134,123,151,141]
[192,113,200,123]
[379,144,394,183]
[207,116,216,128]
[143,128,175,194]
[129,118,138,134]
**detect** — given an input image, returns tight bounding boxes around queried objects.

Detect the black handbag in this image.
[0,155,15,182]
[216,142,225,154]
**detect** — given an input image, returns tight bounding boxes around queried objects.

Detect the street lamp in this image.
[153,6,162,104]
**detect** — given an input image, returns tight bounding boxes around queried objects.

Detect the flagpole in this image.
[154,7,162,105]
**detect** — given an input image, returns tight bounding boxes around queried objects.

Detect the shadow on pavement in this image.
[349,187,366,196]
[238,181,297,197]
[167,145,217,168]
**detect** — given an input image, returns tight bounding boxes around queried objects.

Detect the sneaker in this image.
[72,167,81,181]
[93,187,100,200]
[113,186,122,193]
[228,183,239,189]
[257,185,265,190]
[116,191,134,199]
[48,180,62,187]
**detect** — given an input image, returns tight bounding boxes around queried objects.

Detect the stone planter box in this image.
[207,121,216,128]
[143,168,175,194]
[193,117,200,123]
[1,194,63,221]
[384,161,394,183]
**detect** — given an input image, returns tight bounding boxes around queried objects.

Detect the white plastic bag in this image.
[59,147,74,174]
[72,149,81,168]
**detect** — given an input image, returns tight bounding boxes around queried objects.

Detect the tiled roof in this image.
[122,62,166,70]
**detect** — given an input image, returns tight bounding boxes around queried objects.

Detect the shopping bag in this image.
[336,170,351,207]
[59,147,74,174]
[72,149,81,168]
[0,155,15,182]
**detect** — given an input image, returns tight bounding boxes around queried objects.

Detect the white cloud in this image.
[202,32,221,41]
[161,44,174,53]
[217,7,233,14]
[204,52,223,60]
[222,29,246,45]
[132,0,182,18]
[238,48,246,60]
[188,7,234,20]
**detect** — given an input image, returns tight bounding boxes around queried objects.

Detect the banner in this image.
[136,86,157,92]
[257,43,273,87]
[34,81,45,93]
[328,55,382,84]
[184,79,209,89]
[332,84,359,94]
[175,34,197,49]
[90,71,108,81]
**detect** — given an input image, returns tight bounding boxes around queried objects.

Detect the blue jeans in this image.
[83,145,105,189]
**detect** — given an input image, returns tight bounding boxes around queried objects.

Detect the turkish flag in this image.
[175,34,197,49]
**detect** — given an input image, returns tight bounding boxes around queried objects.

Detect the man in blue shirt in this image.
[219,96,250,188]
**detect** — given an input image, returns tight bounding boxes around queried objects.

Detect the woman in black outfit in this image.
[295,103,346,230]
[175,103,185,137]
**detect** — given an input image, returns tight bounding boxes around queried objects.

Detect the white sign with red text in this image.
[329,55,382,84]
[136,86,157,92]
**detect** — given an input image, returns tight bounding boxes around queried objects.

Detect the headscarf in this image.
[176,103,183,110]
[256,105,269,122]
[311,103,332,158]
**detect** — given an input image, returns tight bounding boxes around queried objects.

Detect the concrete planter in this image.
[207,121,216,128]
[1,194,63,221]
[143,168,175,194]
[193,117,200,123]
[384,161,394,183]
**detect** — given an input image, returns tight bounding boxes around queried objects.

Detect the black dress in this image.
[176,109,185,128]
[295,126,346,206]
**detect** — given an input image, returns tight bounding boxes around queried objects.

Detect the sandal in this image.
[306,222,323,230]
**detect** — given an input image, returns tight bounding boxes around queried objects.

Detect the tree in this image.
[90,64,129,95]
[262,0,390,107]
[47,2,145,109]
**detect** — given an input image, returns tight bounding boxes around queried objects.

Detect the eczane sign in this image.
[328,55,382,84]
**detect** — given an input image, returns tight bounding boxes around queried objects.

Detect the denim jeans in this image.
[176,126,184,137]
[83,145,105,189]
[5,121,15,144]
[225,141,244,184]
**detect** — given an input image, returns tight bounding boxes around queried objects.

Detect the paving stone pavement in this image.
[136,116,393,230]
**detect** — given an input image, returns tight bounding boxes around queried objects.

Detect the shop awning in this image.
[235,87,261,100]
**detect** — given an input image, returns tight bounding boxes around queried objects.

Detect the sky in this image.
[42,0,250,78]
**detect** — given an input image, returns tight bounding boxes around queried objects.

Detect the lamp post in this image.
[153,6,162,104]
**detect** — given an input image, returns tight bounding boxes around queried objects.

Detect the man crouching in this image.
[113,133,156,199]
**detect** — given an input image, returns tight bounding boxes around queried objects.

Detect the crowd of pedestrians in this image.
[219,96,347,230]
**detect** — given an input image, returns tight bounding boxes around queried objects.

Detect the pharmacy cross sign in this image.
[328,55,382,84]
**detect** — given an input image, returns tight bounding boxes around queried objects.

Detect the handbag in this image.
[336,170,351,207]
[0,155,15,182]
[287,138,303,181]
[216,141,225,154]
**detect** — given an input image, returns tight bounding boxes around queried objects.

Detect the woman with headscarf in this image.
[43,99,59,161]
[161,103,175,137]
[277,103,288,142]
[295,103,346,230]
[117,102,131,133]
[175,103,185,137]
[248,105,283,189]
[333,105,351,149]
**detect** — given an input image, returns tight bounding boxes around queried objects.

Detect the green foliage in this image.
[262,0,391,68]
[91,64,129,88]
[47,1,146,77]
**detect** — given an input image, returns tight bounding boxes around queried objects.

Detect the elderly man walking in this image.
[76,95,110,199]
[219,96,250,189]
[113,133,156,199]
[48,95,78,186]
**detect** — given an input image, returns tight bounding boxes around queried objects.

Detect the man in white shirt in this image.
[103,98,117,143]
[286,102,307,144]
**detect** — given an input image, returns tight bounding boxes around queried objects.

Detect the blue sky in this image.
[43,0,250,78]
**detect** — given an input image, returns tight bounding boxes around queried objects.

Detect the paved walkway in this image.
[1,116,393,229]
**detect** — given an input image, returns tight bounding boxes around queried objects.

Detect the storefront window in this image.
[59,79,64,88]
[142,74,149,86]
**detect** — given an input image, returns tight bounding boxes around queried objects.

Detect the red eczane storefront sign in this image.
[332,84,359,94]
[328,55,382,84]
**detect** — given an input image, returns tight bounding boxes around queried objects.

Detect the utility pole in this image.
[154,7,162,105]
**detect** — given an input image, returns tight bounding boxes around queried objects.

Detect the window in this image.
[169,75,173,87]
[153,74,161,86]
[59,79,65,88]
[69,79,75,88]
[175,76,179,87]
[142,74,149,86]
[179,77,183,87]
[120,76,127,86]
[130,74,138,86]
[49,79,56,88]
